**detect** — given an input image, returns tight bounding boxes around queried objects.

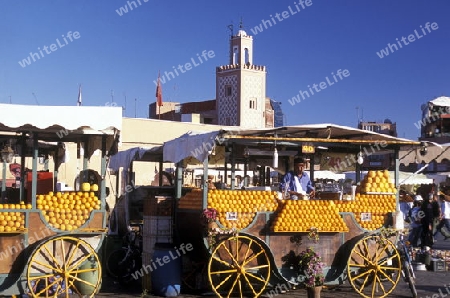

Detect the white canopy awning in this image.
[0,103,122,157]
[0,103,122,133]
[163,130,220,164]
[309,170,345,181]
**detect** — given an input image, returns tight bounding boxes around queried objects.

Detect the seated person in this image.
[279,157,315,200]
[207,175,216,190]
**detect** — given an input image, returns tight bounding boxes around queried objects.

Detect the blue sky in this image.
[1,1,449,140]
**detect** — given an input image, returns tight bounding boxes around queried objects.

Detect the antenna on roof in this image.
[32,92,40,105]
[123,92,127,114]
[228,23,233,38]
[356,106,360,125]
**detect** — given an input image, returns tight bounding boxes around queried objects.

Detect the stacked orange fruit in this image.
[334,170,397,230]
[271,200,348,232]
[207,189,279,213]
[333,194,396,230]
[207,189,279,229]
[358,170,397,193]
[0,202,30,232]
[37,190,101,231]
[178,188,203,209]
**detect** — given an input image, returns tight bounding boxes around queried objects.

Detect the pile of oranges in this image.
[207,189,279,229]
[216,212,257,229]
[333,193,396,230]
[179,172,398,232]
[358,170,397,193]
[271,200,349,232]
[207,189,279,213]
[334,170,397,230]
[0,202,31,232]
[178,188,203,209]
[36,190,101,231]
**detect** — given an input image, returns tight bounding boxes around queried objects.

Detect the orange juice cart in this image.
[0,103,122,297]
[163,126,421,298]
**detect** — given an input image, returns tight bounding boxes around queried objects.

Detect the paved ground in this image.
[97,232,450,297]
[98,270,450,298]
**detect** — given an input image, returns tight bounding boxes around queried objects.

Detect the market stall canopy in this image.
[161,124,420,165]
[108,146,165,171]
[309,170,345,181]
[0,103,122,157]
[219,123,420,145]
[163,130,221,164]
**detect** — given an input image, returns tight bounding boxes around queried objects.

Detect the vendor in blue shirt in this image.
[280,157,315,200]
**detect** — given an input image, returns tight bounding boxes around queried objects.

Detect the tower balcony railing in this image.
[216,64,266,72]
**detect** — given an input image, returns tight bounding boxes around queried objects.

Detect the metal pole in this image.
[101,135,107,211]
[1,160,6,202]
[83,140,89,182]
[19,134,26,203]
[394,148,400,212]
[31,134,38,206]
[203,158,208,209]
[176,162,183,200]
[231,144,235,189]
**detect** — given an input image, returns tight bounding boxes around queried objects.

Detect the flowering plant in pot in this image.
[202,207,218,223]
[202,208,219,247]
[298,247,324,288]
[202,208,236,248]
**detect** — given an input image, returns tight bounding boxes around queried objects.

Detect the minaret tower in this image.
[216,22,267,127]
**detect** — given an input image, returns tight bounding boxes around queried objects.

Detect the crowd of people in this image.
[404,186,450,249]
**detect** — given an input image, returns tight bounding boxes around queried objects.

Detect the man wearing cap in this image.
[280,157,315,200]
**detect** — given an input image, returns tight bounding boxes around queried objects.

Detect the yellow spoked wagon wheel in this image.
[208,234,271,298]
[347,235,401,298]
[27,236,102,298]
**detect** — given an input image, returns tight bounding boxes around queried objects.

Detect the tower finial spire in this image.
[239,17,243,29]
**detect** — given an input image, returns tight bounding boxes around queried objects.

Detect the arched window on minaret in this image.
[244,48,250,65]
[233,47,238,65]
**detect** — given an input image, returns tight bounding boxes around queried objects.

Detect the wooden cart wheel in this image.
[27,236,102,298]
[208,234,271,298]
[347,234,401,298]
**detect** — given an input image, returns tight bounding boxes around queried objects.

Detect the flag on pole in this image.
[77,84,82,106]
[156,72,163,107]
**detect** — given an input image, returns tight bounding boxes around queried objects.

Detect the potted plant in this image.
[298,247,325,298]
[203,207,218,227]
[202,208,237,249]
[202,208,219,247]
